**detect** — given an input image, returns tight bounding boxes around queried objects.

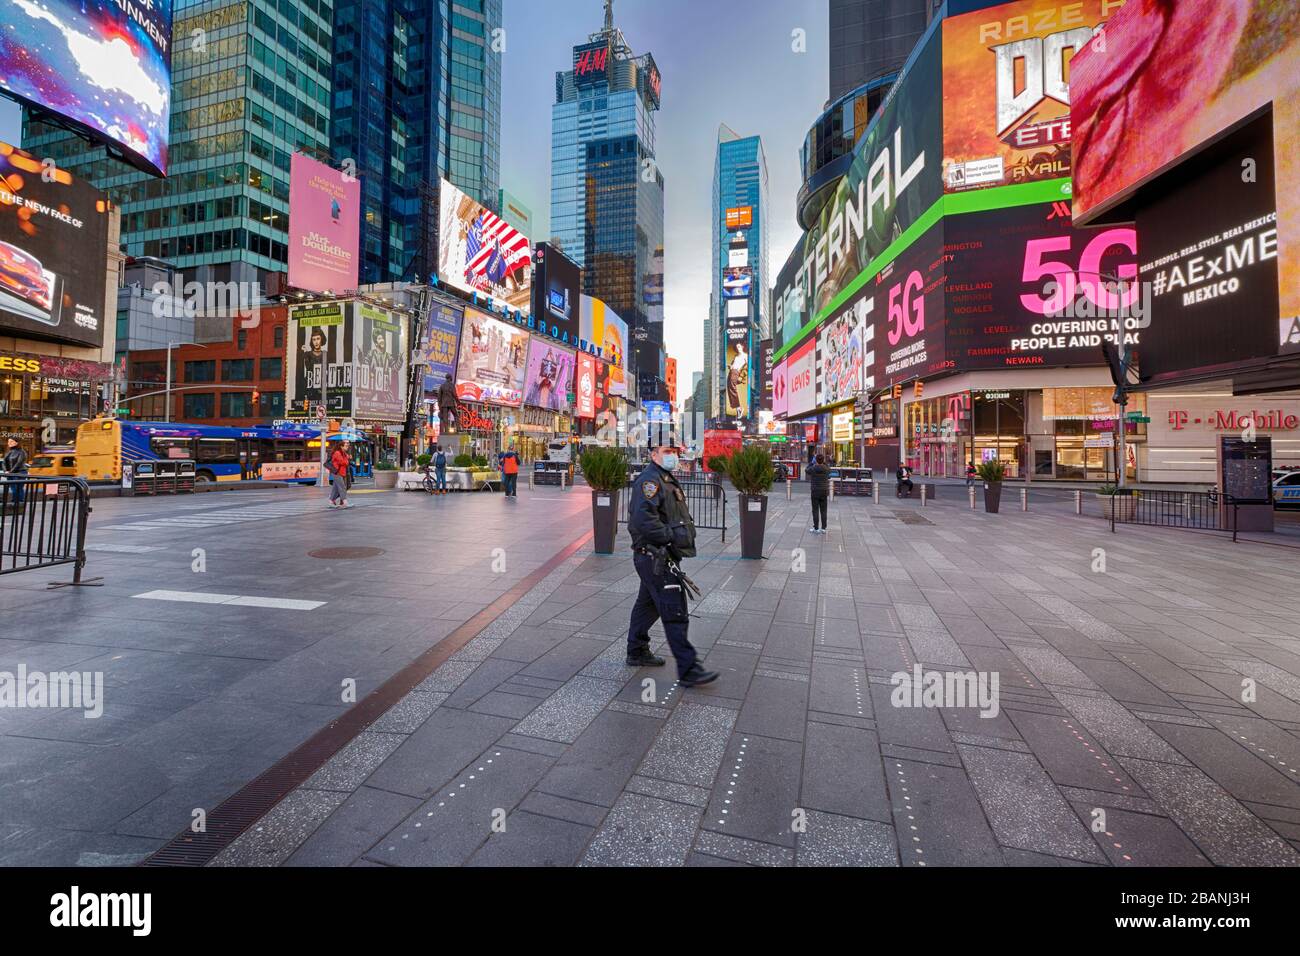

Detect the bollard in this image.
[920,484,927,507]
[873,481,880,505]
[1021,487,1027,512]
[830,478,835,502]
[786,478,792,501]
[968,485,976,510]
[1074,489,1082,515]
[560,470,566,491]
[529,469,534,491]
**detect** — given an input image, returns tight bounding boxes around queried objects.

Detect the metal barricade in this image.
[533,460,572,487]
[617,478,728,543]
[132,459,197,495]
[0,477,101,587]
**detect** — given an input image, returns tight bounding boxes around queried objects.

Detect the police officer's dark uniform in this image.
[626,447,718,686]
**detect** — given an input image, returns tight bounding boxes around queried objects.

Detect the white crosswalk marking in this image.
[95,499,332,533]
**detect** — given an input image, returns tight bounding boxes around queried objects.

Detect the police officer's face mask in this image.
[659,453,678,471]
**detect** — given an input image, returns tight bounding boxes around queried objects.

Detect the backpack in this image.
[502,453,518,475]
[435,452,446,468]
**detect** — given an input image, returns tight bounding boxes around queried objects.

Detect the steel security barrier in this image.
[0,477,101,587]
[617,478,728,543]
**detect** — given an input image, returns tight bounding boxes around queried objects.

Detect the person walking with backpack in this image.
[433,446,448,494]
[328,440,352,508]
[807,452,830,534]
[498,443,520,497]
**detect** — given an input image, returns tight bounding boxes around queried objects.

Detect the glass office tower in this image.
[713,127,769,426]
[23,0,335,294]
[331,0,502,283]
[550,3,665,394]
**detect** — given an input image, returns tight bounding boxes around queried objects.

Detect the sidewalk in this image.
[204,488,1300,867]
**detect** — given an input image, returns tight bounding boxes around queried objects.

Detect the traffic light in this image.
[914,380,924,399]
[892,383,902,400]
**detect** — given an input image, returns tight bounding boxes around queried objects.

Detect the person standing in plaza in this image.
[498,443,520,497]
[329,440,352,508]
[626,440,718,687]
[2,437,28,508]
[807,452,830,534]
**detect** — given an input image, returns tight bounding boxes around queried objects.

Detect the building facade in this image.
[550,3,665,394]
[829,0,936,102]
[712,127,769,428]
[331,0,502,284]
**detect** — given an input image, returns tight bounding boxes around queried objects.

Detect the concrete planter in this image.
[738,494,768,559]
[374,470,399,489]
[590,488,621,555]
[1096,493,1136,521]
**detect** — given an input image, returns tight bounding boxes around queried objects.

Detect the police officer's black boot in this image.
[626,649,666,667]
[679,663,719,687]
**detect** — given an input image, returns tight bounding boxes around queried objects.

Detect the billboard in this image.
[722,266,752,299]
[761,340,773,410]
[420,299,462,392]
[438,178,531,312]
[0,142,110,347]
[726,206,753,230]
[724,337,751,419]
[871,220,948,389]
[773,28,942,363]
[0,0,171,177]
[1071,0,1300,348]
[286,301,353,418]
[817,291,871,407]
[786,339,816,418]
[532,242,581,342]
[580,294,628,396]
[288,153,361,295]
[644,245,665,319]
[941,0,1116,194]
[945,200,1141,371]
[456,308,529,406]
[573,39,611,87]
[665,357,677,406]
[354,302,408,420]
[772,358,788,417]
[726,297,749,319]
[522,337,575,413]
[576,352,597,418]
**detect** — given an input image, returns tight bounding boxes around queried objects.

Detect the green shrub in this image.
[416,453,432,468]
[375,460,396,471]
[705,454,730,474]
[580,446,629,492]
[724,444,774,495]
[453,453,473,468]
[1096,483,1118,496]
[975,459,1007,483]
[471,455,489,469]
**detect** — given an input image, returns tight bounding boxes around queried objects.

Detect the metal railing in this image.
[617,478,728,542]
[1101,489,1222,532]
[0,477,101,587]
[129,459,196,495]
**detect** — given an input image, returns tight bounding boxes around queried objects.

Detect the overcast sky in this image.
[0,0,830,387]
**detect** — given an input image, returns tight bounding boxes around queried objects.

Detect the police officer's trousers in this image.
[627,551,698,676]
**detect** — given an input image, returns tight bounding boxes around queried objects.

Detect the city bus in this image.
[75,419,334,485]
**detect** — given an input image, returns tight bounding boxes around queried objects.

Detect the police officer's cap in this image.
[647,436,682,452]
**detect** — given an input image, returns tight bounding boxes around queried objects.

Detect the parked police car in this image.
[1274,469,1300,509]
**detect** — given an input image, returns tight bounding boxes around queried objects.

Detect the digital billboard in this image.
[772,358,788,417]
[0,142,110,348]
[724,337,751,419]
[456,308,529,406]
[1071,0,1300,349]
[726,206,753,230]
[787,338,816,418]
[580,294,628,395]
[420,299,462,392]
[354,302,407,420]
[871,220,948,389]
[522,337,575,414]
[288,153,361,295]
[532,242,581,343]
[438,178,531,313]
[643,245,664,320]
[944,201,1141,371]
[941,0,1117,194]
[722,266,752,300]
[665,356,677,406]
[0,0,172,177]
[286,301,353,418]
[773,28,942,363]
[576,352,597,418]
[817,291,871,408]
[573,39,611,87]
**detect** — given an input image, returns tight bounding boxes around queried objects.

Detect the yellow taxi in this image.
[28,448,78,478]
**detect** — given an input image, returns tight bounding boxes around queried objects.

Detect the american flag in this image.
[464,210,530,291]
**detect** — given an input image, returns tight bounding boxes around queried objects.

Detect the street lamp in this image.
[165,341,208,422]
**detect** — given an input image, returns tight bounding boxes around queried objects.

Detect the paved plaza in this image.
[2,481,1300,867]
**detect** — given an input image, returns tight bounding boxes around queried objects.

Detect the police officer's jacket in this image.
[628,463,697,558]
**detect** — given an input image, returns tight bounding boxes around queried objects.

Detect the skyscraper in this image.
[713,126,769,426]
[331,0,503,284]
[550,0,665,394]
[24,0,335,300]
[828,0,936,102]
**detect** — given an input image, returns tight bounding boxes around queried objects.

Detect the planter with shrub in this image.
[1095,484,1136,520]
[581,446,628,554]
[722,445,774,559]
[976,459,1006,513]
[374,460,399,489]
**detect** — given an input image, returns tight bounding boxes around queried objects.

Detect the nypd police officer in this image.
[625,442,719,686]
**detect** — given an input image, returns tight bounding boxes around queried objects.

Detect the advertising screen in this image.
[0,142,110,347]
[644,400,671,423]
[722,266,752,299]
[945,201,1141,371]
[787,339,816,418]
[942,0,1116,194]
[438,178,531,313]
[354,302,407,420]
[772,358,788,417]
[665,357,677,405]
[573,39,611,87]
[580,294,628,395]
[420,300,462,392]
[643,246,665,320]
[288,153,361,295]
[726,206,753,230]
[0,0,171,177]
[871,221,948,389]
[456,308,529,406]
[761,340,773,410]
[575,352,597,418]
[773,28,942,364]
[1071,0,1299,346]
[286,301,353,418]
[531,242,581,342]
[1135,114,1278,379]
[724,335,751,419]
[522,337,575,413]
[817,290,872,407]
